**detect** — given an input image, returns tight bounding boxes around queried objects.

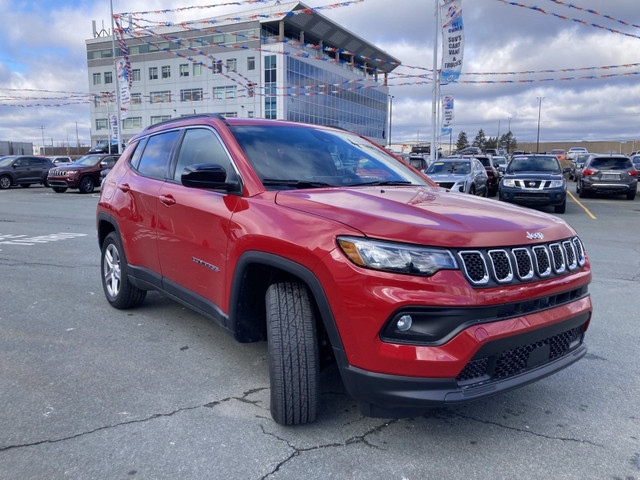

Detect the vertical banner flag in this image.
[441,95,454,135]
[116,58,131,120]
[440,0,464,84]
[110,114,119,140]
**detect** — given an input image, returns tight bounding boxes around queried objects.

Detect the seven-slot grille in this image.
[458,237,585,287]
[49,170,69,177]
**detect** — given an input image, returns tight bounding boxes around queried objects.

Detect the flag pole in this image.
[430,0,439,165]
[110,0,122,154]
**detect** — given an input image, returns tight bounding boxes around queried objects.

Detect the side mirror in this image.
[181,163,241,193]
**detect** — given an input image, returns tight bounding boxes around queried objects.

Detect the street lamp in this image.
[536,97,543,153]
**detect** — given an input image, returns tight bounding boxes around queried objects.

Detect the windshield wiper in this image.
[353,180,414,186]
[261,179,333,188]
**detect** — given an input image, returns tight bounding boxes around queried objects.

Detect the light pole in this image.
[388,95,394,148]
[536,97,543,153]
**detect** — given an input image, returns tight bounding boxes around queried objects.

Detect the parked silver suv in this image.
[576,154,637,200]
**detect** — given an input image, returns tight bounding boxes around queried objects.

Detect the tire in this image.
[627,190,636,200]
[53,187,68,193]
[42,178,50,188]
[0,175,11,189]
[469,185,476,196]
[554,200,566,214]
[578,182,586,198]
[265,282,319,425]
[78,176,95,194]
[483,185,489,197]
[20,184,32,188]
[101,232,146,309]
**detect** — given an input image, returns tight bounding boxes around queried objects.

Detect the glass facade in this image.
[285,57,387,140]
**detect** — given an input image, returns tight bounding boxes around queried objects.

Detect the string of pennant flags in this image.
[494,0,640,41]
[544,0,640,30]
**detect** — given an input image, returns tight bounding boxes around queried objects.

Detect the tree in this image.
[472,129,487,151]
[499,131,517,153]
[485,137,498,149]
[456,131,469,151]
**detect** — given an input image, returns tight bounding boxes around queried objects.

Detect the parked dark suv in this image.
[499,154,569,213]
[576,154,637,200]
[48,154,119,193]
[97,115,592,425]
[0,155,55,189]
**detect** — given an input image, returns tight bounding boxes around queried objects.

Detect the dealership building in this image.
[85,1,400,148]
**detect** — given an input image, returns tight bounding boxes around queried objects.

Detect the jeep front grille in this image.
[457,236,585,287]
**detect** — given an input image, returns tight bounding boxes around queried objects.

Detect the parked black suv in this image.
[0,155,55,189]
[499,154,569,213]
[88,140,125,154]
[576,154,637,200]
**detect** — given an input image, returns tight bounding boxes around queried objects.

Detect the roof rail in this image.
[143,113,228,131]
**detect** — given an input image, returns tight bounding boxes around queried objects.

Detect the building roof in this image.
[261,1,401,73]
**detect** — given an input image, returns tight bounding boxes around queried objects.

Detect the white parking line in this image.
[0,232,87,250]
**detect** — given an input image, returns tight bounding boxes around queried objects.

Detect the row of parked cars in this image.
[0,153,119,193]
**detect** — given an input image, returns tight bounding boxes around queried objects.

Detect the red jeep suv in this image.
[97,115,592,425]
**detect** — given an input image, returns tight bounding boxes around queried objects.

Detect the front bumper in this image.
[338,312,589,417]
[499,186,566,206]
[47,176,79,188]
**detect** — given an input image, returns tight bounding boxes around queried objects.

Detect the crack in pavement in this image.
[0,387,268,453]
[446,411,605,448]
[259,419,399,479]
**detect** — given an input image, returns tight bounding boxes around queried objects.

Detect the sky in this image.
[0,0,639,150]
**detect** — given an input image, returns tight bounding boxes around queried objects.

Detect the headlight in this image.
[337,236,458,276]
[549,179,564,188]
[502,179,516,187]
[66,170,78,175]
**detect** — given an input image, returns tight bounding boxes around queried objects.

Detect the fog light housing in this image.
[397,315,413,332]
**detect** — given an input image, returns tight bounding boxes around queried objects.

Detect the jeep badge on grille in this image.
[527,232,544,240]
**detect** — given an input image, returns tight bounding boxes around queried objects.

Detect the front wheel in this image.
[265,282,319,425]
[101,232,146,309]
[78,176,95,194]
[554,200,566,214]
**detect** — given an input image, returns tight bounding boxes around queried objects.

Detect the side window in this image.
[173,128,237,183]
[103,156,118,167]
[128,140,144,169]
[15,158,29,167]
[137,131,180,179]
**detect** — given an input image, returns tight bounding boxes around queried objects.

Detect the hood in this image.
[427,173,469,181]
[504,172,564,180]
[275,186,574,248]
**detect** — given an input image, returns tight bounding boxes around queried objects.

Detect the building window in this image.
[150,90,171,103]
[132,69,141,82]
[96,118,108,130]
[150,115,172,124]
[248,111,254,118]
[181,88,203,102]
[161,65,171,79]
[179,64,189,77]
[213,61,223,74]
[131,93,142,105]
[149,67,158,80]
[227,58,237,71]
[93,73,101,85]
[264,55,277,119]
[212,85,236,100]
[104,72,113,84]
[193,63,202,76]
[247,56,255,71]
[123,117,143,129]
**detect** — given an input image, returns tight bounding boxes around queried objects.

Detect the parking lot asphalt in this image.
[1,185,639,480]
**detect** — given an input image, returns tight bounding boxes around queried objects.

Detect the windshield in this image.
[73,155,103,167]
[230,125,427,189]
[427,161,470,175]
[492,156,507,166]
[0,156,15,167]
[507,156,561,173]
[590,158,632,170]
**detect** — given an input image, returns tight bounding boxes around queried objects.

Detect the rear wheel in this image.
[53,187,68,193]
[78,176,95,194]
[627,190,636,200]
[101,232,146,309]
[0,175,11,189]
[469,185,476,196]
[265,282,319,425]
[577,182,586,198]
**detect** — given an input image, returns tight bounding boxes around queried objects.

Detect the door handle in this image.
[159,194,176,206]
[118,183,130,193]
